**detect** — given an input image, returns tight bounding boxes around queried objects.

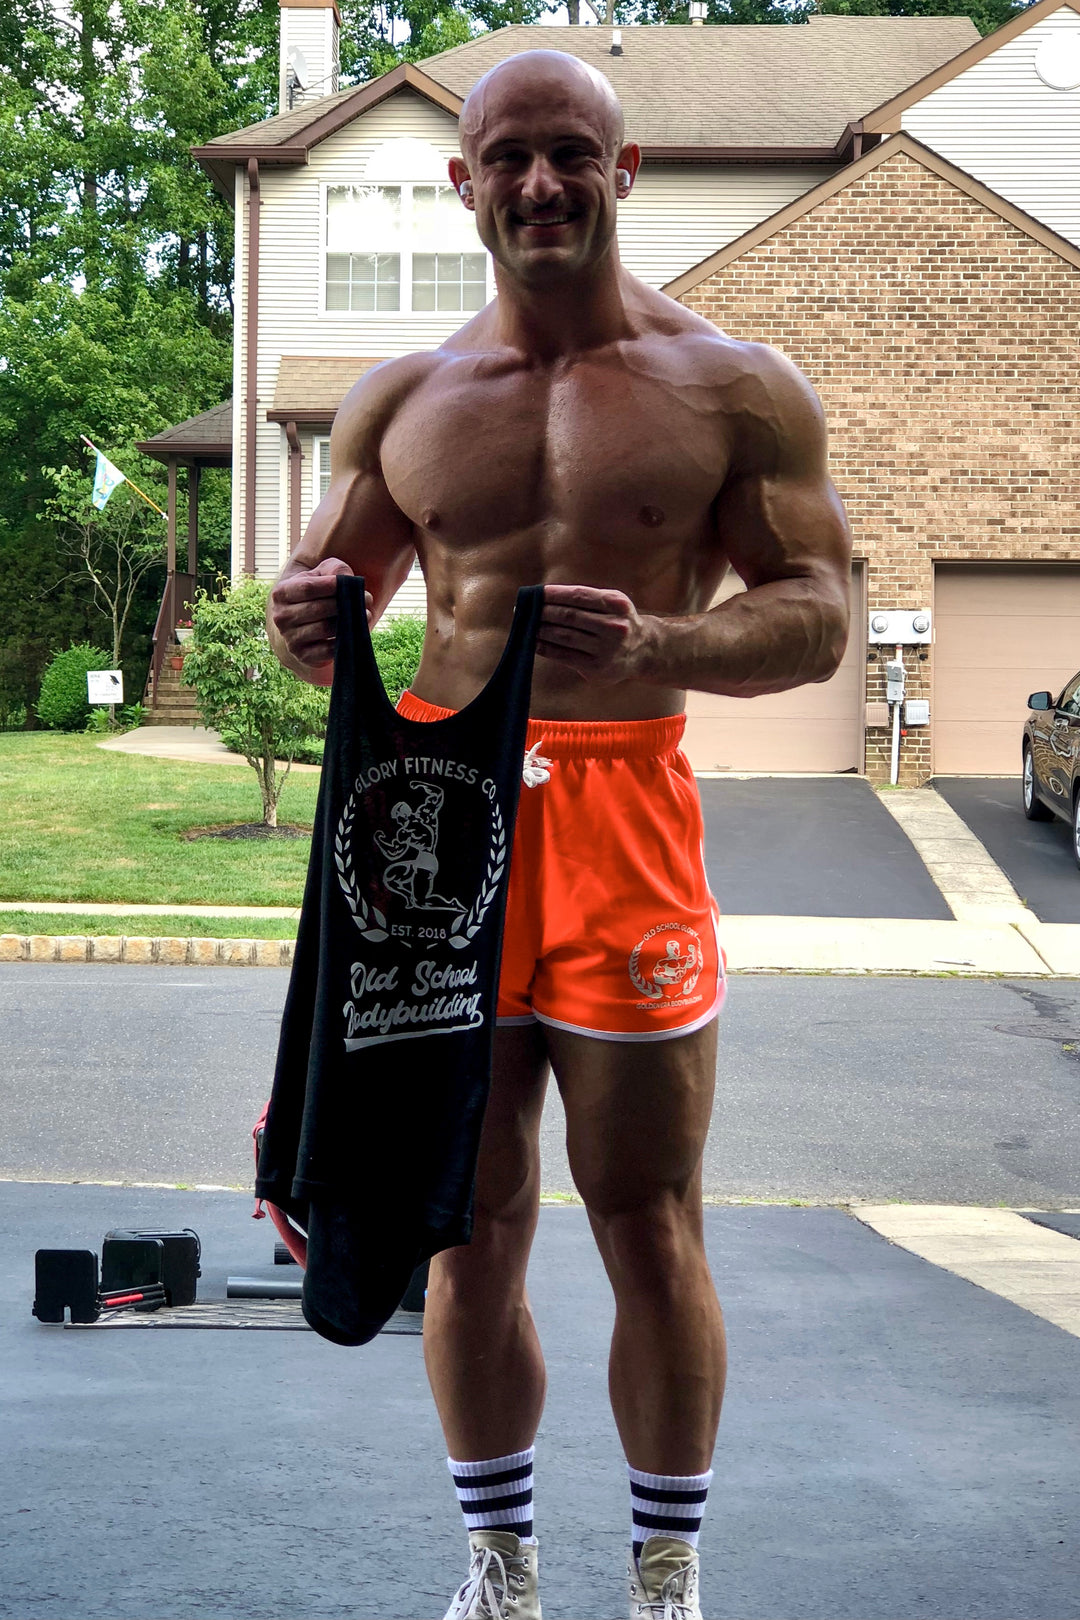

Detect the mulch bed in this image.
[182,823,312,842]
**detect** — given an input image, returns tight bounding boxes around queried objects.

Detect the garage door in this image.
[681,562,865,773]
[933,565,1080,775]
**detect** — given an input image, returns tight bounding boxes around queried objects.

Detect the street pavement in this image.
[4,1181,1080,1620]
[934,776,1080,925]
[4,967,1080,1207]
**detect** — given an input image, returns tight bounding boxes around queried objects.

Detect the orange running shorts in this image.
[397,692,725,1042]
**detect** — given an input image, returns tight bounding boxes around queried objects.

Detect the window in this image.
[1058,675,1080,716]
[315,437,331,505]
[325,180,487,316]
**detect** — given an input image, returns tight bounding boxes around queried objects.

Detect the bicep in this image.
[714,348,851,608]
[286,379,417,615]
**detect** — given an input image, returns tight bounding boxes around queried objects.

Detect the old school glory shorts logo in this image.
[334,751,507,1052]
[629,922,705,1011]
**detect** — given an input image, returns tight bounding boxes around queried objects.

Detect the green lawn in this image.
[0,910,298,939]
[0,734,318,906]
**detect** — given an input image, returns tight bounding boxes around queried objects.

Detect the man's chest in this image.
[380,361,732,543]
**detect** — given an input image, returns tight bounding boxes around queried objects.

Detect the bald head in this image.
[460,50,625,163]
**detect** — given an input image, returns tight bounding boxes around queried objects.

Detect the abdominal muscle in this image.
[403,521,728,722]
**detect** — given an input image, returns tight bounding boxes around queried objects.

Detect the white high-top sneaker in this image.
[627,1537,702,1620]
[443,1530,541,1620]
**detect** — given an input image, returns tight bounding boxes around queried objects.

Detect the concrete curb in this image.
[0,933,294,967]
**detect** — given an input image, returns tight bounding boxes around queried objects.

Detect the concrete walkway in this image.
[97,725,320,772]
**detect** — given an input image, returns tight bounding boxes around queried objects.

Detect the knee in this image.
[587,1188,706,1297]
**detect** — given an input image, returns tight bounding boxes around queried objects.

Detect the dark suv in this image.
[1023,672,1080,866]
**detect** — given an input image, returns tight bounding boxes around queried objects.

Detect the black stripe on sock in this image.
[633,1540,644,1560]
[463,1488,533,1515]
[452,1463,532,1490]
[632,1510,703,1533]
[631,1484,709,1504]
[479,1517,533,1538]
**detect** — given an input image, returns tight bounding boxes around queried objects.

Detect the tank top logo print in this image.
[336,759,507,1050]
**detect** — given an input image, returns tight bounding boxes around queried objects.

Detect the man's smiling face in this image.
[454,53,635,288]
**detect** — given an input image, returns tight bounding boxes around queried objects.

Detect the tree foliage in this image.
[182,577,330,826]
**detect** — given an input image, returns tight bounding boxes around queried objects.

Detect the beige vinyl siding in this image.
[619,164,840,288]
[278,6,337,112]
[902,10,1080,249]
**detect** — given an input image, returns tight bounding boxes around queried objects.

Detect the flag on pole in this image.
[91,450,126,510]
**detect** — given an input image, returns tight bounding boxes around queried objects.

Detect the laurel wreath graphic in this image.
[628,941,665,1001]
[334,795,389,943]
[629,927,703,1001]
[448,794,505,951]
[334,787,506,949]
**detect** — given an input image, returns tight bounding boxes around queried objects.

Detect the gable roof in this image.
[860,0,1080,134]
[193,16,978,195]
[663,128,1080,299]
[423,17,978,147]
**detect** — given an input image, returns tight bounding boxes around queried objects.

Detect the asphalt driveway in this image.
[933,777,1080,925]
[4,1182,1079,1620]
[699,776,951,919]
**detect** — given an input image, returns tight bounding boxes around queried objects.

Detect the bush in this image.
[36,643,113,731]
[182,578,330,826]
[371,614,426,703]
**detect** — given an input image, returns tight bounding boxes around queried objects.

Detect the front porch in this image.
[136,401,233,723]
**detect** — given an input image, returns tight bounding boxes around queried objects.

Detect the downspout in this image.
[285,420,302,554]
[245,158,261,575]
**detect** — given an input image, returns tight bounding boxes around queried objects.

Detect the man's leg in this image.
[544,1019,726,1474]
[424,1021,550,1458]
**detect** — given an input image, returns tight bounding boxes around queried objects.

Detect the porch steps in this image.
[145,651,201,728]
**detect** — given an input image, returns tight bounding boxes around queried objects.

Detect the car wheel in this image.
[1073,793,1080,872]
[1023,747,1053,821]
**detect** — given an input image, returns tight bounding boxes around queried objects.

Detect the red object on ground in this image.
[252,1103,308,1268]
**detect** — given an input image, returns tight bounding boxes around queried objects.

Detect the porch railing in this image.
[145,570,196,708]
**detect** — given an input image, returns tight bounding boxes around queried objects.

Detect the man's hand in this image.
[537,584,659,684]
[267,558,372,684]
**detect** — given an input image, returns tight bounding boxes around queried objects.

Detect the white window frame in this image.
[319,179,493,319]
[313,435,332,508]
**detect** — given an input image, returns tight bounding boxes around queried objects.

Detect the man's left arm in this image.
[538,347,852,696]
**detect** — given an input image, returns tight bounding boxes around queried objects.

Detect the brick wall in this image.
[678,147,1080,784]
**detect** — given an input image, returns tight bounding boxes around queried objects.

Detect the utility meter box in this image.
[905,700,930,726]
[868,610,932,646]
[884,661,906,704]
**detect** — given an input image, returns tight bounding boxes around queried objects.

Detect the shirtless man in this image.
[268,50,850,1620]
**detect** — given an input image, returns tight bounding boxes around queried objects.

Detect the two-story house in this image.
[141,0,1080,783]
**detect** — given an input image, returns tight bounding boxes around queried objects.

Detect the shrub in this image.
[182,577,330,826]
[36,644,113,731]
[371,614,426,703]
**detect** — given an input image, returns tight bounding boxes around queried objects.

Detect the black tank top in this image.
[256,576,543,1344]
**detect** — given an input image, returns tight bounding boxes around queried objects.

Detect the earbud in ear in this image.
[458,180,473,201]
[616,168,631,192]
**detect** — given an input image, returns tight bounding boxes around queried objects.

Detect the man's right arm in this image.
[267,360,423,686]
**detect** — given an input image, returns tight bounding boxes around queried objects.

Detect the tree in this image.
[44,467,167,670]
[182,577,330,827]
[812,0,1029,37]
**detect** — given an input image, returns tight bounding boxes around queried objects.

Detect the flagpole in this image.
[80,435,167,518]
